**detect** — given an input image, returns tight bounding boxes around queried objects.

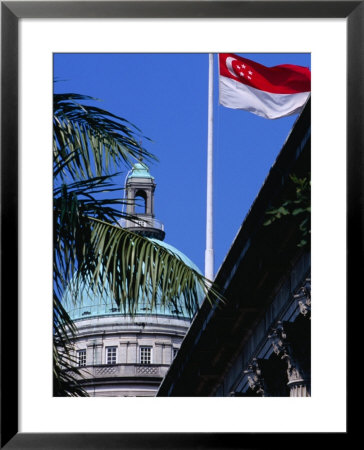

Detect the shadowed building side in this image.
[157,99,311,398]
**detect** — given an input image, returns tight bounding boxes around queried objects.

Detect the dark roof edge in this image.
[214,98,311,292]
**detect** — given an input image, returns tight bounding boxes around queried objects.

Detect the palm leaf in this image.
[53,92,223,396]
[53,294,88,396]
[53,93,156,181]
[85,218,221,317]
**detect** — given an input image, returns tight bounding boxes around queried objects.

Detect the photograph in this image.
[53,52,311,398]
[1,0,354,446]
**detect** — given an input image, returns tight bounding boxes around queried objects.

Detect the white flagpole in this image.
[205,53,214,280]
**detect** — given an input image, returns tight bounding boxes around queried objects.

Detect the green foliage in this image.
[53,93,221,396]
[53,298,88,396]
[53,93,155,181]
[264,174,311,248]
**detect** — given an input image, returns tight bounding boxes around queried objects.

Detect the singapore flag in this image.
[219,53,311,119]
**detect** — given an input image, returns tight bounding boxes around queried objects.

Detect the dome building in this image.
[62,162,203,397]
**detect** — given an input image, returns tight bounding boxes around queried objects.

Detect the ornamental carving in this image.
[294,278,311,319]
[95,366,117,376]
[136,366,158,375]
[243,358,265,396]
[268,321,287,356]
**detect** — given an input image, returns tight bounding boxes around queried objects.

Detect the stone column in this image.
[85,344,93,366]
[95,343,103,365]
[119,339,130,364]
[87,339,103,365]
[155,340,171,365]
[163,344,172,365]
[268,322,310,397]
[126,340,138,364]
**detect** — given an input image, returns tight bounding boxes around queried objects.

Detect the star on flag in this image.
[233,61,254,80]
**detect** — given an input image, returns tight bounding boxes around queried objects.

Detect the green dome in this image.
[127,162,154,179]
[62,239,204,321]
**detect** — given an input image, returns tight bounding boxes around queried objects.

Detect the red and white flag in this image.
[219,53,311,119]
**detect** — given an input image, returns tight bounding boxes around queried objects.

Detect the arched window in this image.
[135,190,147,214]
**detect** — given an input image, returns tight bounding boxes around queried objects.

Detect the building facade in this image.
[64,313,191,397]
[62,162,202,396]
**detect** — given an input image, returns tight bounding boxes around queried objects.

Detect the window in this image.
[140,346,152,365]
[106,346,117,365]
[135,190,147,214]
[78,349,86,367]
[172,347,178,359]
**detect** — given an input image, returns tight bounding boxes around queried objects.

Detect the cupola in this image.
[121,161,165,240]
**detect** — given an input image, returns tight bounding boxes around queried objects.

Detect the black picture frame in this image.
[1,1,356,448]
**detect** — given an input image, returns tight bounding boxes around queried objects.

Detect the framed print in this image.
[1,1,357,448]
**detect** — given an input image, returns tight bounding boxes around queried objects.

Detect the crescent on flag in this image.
[225,56,238,78]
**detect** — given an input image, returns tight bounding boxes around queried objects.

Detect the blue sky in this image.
[54,53,311,277]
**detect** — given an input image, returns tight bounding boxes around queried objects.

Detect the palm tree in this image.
[53,93,220,396]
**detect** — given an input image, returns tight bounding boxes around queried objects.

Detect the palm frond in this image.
[85,218,221,317]
[53,294,88,396]
[53,174,146,298]
[53,91,224,396]
[53,93,156,181]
